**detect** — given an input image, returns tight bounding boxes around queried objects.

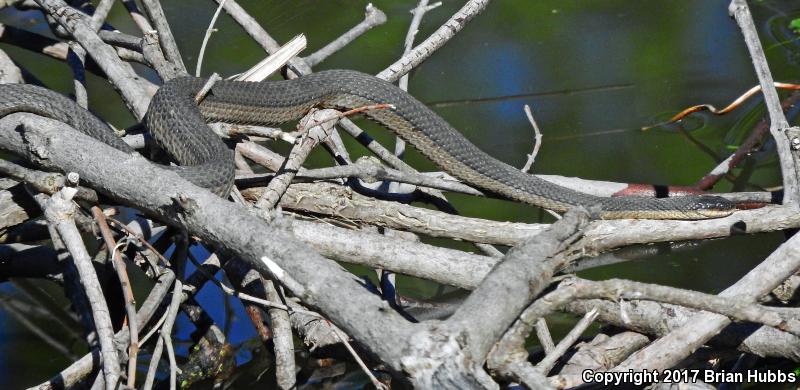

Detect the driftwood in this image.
[0,0,798,389]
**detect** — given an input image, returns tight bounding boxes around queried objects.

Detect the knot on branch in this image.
[400,325,496,389]
[53,4,83,27]
[298,109,339,145]
[16,122,51,161]
[785,127,800,151]
[365,3,387,25]
[270,210,294,232]
[728,0,747,17]
[168,193,199,225]
[43,174,80,223]
[354,156,385,183]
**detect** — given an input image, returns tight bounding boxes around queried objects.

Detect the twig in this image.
[264,280,295,390]
[281,298,344,351]
[143,279,182,390]
[535,318,555,354]
[304,4,387,67]
[163,321,179,390]
[33,270,175,389]
[331,327,388,390]
[212,0,311,77]
[376,0,490,82]
[139,0,187,73]
[662,82,800,124]
[302,220,497,289]
[294,218,497,289]
[120,0,154,33]
[502,361,553,389]
[236,141,299,171]
[390,0,438,193]
[91,206,139,388]
[576,205,796,255]
[40,173,121,390]
[138,308,168,346]
[0,159,78,196]
[213,123,289,141]
[337,103,395,119]
[222,259,297,389]
[89,0,114,30]
[521,104,543,173]
[560,332,650,377]
[141,31,182,81]
[236,157,482,196]
[520,104,560,219]
[253,109,338,214]
[196,0,227,77]
[586,280,800,336]
[535,308,598,374]
[34,0,151,118]
[0,24,152,72]
[564,298,799,362]
[105,217,171,267]
[185,252,314,314]
[66,42,88,109]
[695,91,800,190]
[234,34,306,82]
[195,73,221,103]
[507,276,800,347]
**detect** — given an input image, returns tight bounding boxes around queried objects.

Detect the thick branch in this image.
[0,113,416,371]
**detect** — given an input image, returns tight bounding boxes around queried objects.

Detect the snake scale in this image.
[0,69,735,219]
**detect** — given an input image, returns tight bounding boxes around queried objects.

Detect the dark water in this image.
[0,0,798,387]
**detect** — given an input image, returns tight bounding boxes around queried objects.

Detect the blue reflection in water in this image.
[174,245,257,366]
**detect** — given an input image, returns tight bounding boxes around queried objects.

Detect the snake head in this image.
[687,195,736,218]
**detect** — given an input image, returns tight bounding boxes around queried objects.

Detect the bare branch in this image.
[254,109,338,214]
[536,308,599,374]
[304,4,387,67]
[211,0,311,77]
[521,104,543,173]
[729,0,800,203]
[614,227,800,370]
[91,207,139,388]
[196,0,227,77]
[0,113,417,371]
[40,175,121,390]
[236,157,483,196]
[34,0,151,118]
[376,0,490,82]
[139,0,187,73]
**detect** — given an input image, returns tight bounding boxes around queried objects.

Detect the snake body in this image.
[0,70,734,219]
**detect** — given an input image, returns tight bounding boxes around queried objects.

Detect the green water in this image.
[0,0,798,387]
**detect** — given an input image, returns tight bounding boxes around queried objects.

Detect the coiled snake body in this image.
[0,70,734,219]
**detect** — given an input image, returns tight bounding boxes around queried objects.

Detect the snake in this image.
[0,69,735,219]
